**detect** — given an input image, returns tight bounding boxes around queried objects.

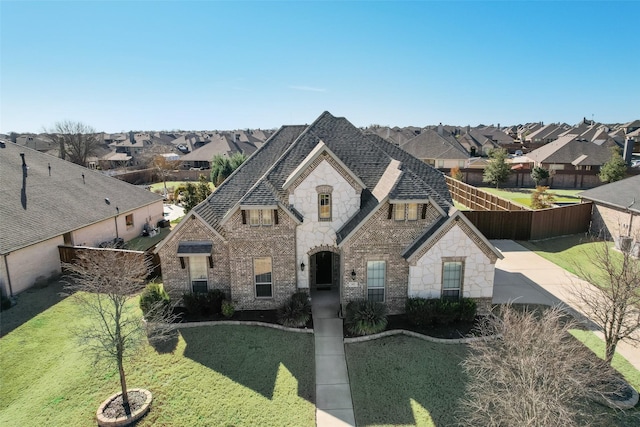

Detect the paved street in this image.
[492,239,639,371]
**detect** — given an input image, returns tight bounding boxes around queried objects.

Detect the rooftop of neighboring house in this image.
[190,112,453,241]
[579,174,640,213]
[526,134,618,166]
[399,127,469,160]
[0,140,163,254]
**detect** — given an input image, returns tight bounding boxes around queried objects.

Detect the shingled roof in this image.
[0,141,163,254]
[527,134,618,166]
[192,112,453,238]
[579,175,640,214]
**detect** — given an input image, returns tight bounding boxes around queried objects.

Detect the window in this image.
[125,214,134,228]
[394,203,405,221]
[318,194,331,221]
[442,261,463,300]
[367,260,385,302]
[254,257,272,298]
[394,203,418,221]
[189,256,208,293]
[407,203,418,220]
[249,209,260,226]
[261,209,273,226]
[437,160,444,168]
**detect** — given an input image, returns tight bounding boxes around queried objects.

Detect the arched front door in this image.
[310,251,340,290]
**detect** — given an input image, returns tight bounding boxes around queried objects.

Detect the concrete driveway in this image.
[491,239,640,371]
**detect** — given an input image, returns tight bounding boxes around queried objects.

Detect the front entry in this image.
[310,251,340,290]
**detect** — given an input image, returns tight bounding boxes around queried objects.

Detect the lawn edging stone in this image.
[96,388,152,427]
[175,320,314,333]
[344,329,499,344]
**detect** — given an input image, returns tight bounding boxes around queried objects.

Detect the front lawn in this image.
[346,335,640,427]
[0,297,315,426]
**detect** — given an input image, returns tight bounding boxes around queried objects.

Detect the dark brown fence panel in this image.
[530,202,592,240]
[462,210,532,240]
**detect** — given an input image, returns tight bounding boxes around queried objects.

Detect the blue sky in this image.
[1,1,638,133]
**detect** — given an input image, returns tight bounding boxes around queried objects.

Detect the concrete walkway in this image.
[492,239,640,371]
[311,288,356,427]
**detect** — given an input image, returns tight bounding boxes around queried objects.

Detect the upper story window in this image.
[249,209,260,226]
[261,209,273,226]
[319,194,332,221]
[394,203,418,221]
[316,185,333,222]
[244,209,276,226]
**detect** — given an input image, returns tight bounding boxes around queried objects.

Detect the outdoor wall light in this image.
[351,269,357,280]
[300,262,305,271]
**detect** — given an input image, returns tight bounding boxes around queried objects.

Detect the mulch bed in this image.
[174,307,481,339]
[102,390,147,419]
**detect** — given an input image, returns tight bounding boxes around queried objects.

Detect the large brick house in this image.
[156,112,502,314]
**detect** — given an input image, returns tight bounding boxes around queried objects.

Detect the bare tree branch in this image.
[47,120,103,166]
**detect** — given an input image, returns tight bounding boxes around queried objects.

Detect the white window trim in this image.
[366,260,386,302]
[254,257,273,298]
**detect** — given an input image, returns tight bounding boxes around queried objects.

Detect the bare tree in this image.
[151,154,180,198]
[571,236,640,365]
[47,120,102,166]
[64,248,174,416]
[459,305,622,427]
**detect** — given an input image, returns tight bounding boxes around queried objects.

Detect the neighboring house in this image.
[399,126,469,169]
[179,133,259,170]
[0,141,164,297]
[156,112,502,314]
[579,175,640,241]
[526,134,618,171]
[457,127,501,157]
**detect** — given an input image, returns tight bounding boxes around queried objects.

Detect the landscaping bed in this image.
[343,314,480,339]
[172,308,314,330]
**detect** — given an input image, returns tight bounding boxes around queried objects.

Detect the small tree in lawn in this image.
[571,236,640,365]
[599,147,627,183]
[151,155,180,198]
[530,165,550,187]
[450,165,463,181]
[64,248,173,417]
[530,186,555,209]
[181,175,212,213]
[459,305,622,427]
[482,148,511,188]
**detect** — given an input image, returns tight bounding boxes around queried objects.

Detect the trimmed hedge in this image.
[182,289,226,316]
[139,282,170,319]
[406,297,477,326]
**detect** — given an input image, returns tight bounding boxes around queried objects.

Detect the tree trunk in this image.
[605,340,616,365]
[118,356,131,417]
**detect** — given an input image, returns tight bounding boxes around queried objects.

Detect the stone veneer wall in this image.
[341,201,442,314]
[291,158,360,288]
[158,215,230,301]
[225,206,297,310]
[407,220,497,306]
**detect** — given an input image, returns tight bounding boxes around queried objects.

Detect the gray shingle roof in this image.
[0,141,163,254]
[192,112,453,239]
[400,128,469,159]
[579,175,640,213]
[527,135,617,166]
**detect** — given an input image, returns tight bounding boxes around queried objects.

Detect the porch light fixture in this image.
[300,262,305,271]
[351,269,356,280]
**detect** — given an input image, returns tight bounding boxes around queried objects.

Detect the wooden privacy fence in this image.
[58,245,161,278]
[445,176,528,211]
[461,202,593,240]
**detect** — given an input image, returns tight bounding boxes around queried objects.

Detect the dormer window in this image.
[394,203,418,221]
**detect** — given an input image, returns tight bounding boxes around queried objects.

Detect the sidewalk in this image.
[311,289,356,427]
[491,239,640,371]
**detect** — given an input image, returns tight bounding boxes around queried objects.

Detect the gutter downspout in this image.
[3,254,14,297]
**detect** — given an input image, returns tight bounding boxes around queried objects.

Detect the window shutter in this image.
[387,204,393,219]
[179,257,185,269]
[241,210,246,224]
[421,204,427,219]
[274,209,279,225]
[208,256,214,268]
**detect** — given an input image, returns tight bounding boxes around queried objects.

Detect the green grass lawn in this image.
[148,181,215,194]
[346,335,640,427]
[124,227,172,251]
[0,297,315,426]
[480,187,583,208]
[517,234,613,280]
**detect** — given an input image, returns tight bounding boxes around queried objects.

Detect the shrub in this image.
[182,289,226,316]
[346,300,387,336]
[433,299,461,325]
[406,297,438,327]
[139,282,170,318]
[278,292,311,327]
[459,298,477,322]
[0,294,12,311]
[221,300,235,318]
